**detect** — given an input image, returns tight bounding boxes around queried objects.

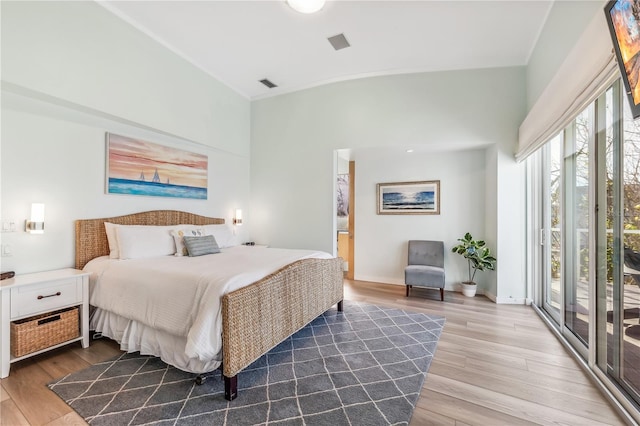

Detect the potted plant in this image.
[451,232,497,297]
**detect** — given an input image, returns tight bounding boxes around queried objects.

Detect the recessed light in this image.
[406,149,414,153]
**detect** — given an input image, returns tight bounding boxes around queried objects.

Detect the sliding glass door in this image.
[596,80,640,402]
[533,78,640,411]
[539,107,592,353]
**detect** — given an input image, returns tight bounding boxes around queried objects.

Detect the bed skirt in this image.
[91,308,221,374]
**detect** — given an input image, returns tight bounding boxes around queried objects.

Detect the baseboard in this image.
[485,292,528,304]
[355,275,405,286]
[353,275,457,293]
[352,279,528,304]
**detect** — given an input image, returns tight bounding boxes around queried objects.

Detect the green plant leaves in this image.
[451,232,497,282]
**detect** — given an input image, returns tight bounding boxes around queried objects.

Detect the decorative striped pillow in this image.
[183,235,220,257]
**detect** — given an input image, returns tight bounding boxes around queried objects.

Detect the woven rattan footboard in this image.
[221,256,344,400]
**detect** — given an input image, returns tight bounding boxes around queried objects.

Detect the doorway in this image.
[336,155,354,279]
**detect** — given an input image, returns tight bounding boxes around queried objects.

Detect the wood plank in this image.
[438,330,582,369]
[43,411,87,426]
[435,337,529,370]
[1,359,72,425]
[69,338,122,365]
[429,347,466,368]
[525,358,594,385]
[424,374,614,425]
[410,404,456,426]
[0,382,9,402]
[465,357,606,403]
[34,346,92,380]
[1,399,30,426]
[428,360,619,423]
[415,389,536,426]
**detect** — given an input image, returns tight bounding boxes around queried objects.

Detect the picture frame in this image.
[106,133,208,199]
[376,180,440,215]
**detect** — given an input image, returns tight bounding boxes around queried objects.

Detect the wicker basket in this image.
[11,307,79,357]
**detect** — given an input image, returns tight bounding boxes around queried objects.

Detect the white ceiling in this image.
[99,0,553,100]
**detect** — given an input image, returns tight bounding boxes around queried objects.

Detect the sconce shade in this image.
[26,203,45,234]
[234,209,243,226]
[287,0,325,14]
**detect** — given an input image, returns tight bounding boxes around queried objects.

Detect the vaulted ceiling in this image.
[99,1,553,100]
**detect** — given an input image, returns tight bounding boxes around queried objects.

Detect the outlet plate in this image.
[1,244,12,257]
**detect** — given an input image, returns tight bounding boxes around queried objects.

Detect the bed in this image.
[75,210,344,400]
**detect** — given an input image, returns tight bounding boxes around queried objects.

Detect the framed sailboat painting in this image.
[106,133,208,199]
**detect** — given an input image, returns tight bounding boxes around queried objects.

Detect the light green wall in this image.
[0,1,251,273]
[251,67,527,299]
[526,0,605,111]
[1,0,249,155]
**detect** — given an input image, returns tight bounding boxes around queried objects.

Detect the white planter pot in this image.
[461,282,477,297]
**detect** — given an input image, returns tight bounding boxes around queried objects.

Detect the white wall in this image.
[355,148,487,291]
[526,1,604,111]
[251,67,527,299]
[1,1,249,156]
[0,1,250,274]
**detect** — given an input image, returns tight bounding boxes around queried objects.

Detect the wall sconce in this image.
[26,203,45,234]
[233,209,243,226]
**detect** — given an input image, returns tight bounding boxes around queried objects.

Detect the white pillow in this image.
[202,224,237,248]
[115,225,178,260]
[171,224,236,253]
[171,226,206,257]
[104,222,120,259]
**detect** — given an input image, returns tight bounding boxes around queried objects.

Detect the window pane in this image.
[620,90,640,397]
[545,134,562,320]
[564,106,591,345]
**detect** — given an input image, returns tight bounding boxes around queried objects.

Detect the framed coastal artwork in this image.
[106,133,208,199]
[376,180,440,215]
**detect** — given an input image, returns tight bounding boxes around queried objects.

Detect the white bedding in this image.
[85,246,332,371]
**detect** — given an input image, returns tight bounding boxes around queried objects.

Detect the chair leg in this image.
[406,285,409,297]
[440,288,444,301]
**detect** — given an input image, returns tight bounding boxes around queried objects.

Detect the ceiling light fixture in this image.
[287,0,325,14]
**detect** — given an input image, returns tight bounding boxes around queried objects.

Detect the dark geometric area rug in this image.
[48,301,445,425]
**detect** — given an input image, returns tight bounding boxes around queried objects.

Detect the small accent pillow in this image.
[183,235,220,257]
[171,227,206,256]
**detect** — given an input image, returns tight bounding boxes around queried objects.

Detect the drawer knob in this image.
[37,291,61,300]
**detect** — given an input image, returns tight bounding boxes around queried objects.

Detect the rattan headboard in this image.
[75,210,225,269]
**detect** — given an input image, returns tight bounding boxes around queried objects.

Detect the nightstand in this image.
[0,268,90,378]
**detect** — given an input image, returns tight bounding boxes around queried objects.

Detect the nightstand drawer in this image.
[10,278,82,319]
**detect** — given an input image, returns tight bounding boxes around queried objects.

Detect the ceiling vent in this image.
[328,33,350,51]
[259,79,277,89]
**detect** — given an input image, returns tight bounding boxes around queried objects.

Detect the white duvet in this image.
[85,246,332,364]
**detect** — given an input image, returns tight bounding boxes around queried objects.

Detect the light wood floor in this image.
[0,280,629,425]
